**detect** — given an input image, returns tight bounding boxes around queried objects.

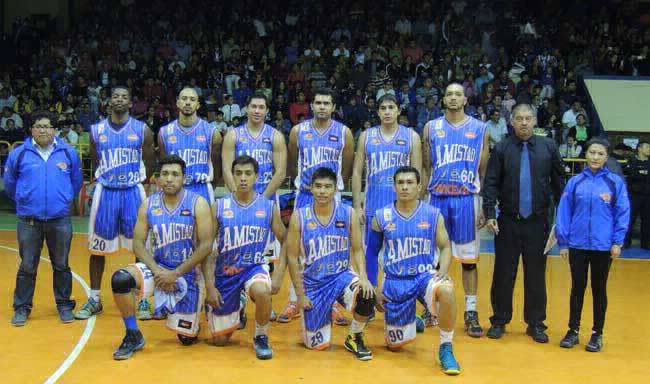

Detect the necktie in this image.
[519,141,532,218]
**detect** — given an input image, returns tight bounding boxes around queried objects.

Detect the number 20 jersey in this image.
[92,118,146,188]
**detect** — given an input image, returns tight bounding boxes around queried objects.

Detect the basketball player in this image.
[110,155,213,360]
[351,94,422,287]
[159,87,222,206]
[76,86,155,321]
[367,166,461,375]
[422,83,489,337]
[204,155,286,360]
[282,88,355,324]
[283,167,375,360]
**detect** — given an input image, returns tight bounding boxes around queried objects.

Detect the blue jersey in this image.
[300,202,352,286]
[147,190,198,274]
[294,119,346,192]
[160,119,216,185]
[427,116,486,196]
[215,194,274,277]
[92,118,146,188]
[234,124,277,194]
[364,125,412,217]
[375,202,440,278]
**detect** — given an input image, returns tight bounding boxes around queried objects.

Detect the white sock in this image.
[289,283,297,302]
[349,319,365,335]
[440,329,454,345]
[91,290,101,302]
[465,295,477,312]
[255,322,270,337]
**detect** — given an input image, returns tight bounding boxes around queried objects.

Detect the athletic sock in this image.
[123,316,138,331]
[349,319,365,336]
[91,290,101,302]
[440,329,454,344]
[289,283,297,302]
[255,322,270,337]
[465,295,477,312]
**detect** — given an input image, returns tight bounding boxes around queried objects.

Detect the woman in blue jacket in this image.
[555,138,630,352]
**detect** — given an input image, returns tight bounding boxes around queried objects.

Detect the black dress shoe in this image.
[585,333,603,352]
[487,324,505,339]
[526,326,549,343]
[560,329,579,348]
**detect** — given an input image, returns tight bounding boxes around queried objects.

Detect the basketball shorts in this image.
[383,271,452,348]
[428,194,480,263]
[185,182,215,206]
[132,262,205,337]
[207,265,271,336]
[294,190,341,210]
[302,270,359,350]
[88,184,146,254]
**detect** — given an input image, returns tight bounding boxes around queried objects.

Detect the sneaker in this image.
[486,324,505,339]
[136,299,153,321]
[415,315,425,333]
[59,308,75,324]
[464,311,484,338]
[113,329,145,360]
[560,330,579,348]
[254,335,273,360]
[75,298,103,320]
[439,342,461,375]
[586,333,603,352]
[11,308,30,327]
[269,309,277,322]
[277,302,300,323]
[344,332,373,361]
[526,325,549,344]
[421,308,438,327]
[332,302,350,326]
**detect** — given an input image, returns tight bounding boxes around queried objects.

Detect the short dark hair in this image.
[393,166,421,183]
[31,110,54,126]
[111,85,131,98]
[585,138,610,152]
[378,94,400,107]
[311,167,337,185]
[231,155,259,174]
[247,91,269,108]
[313,88,337,102]
[159,154,186,175]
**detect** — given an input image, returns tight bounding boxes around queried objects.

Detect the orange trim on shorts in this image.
[454,256,478,264]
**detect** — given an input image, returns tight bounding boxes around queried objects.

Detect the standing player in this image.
[282,88,355,324]
[282,167,375,360]
[110,155,213,360]
[76,86,156,321]
[159,87,222,206]
[422,83,489,336]
[351,94,422,287]
[204,155,286,360]
[367,166,461,375]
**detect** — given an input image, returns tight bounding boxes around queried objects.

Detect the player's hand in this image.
[486,219,499,235]
[299,294,312,311]
[560,248,569,260]
[610,245,621,260]
[477,209,486,229]
[206,287,224,309]
[154,269,179,292]
[357,278,375,300]
[375,290,386,313]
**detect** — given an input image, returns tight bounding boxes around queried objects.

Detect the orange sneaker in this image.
[277,302,300,323]
[332,302,350,326]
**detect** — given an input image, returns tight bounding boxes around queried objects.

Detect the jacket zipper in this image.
[588,176,593,249]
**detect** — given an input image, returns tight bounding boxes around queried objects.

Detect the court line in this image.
[0,244,96,384]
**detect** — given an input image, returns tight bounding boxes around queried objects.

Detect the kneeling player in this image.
[368,166,461,375]
[111,155,214,360]
[283,167,375,360]
[203,155,287,360]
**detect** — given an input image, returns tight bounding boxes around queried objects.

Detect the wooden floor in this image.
[2,230,649,384]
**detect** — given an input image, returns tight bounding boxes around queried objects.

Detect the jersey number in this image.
[310,331,324,348]
[388,329,404,343]
[91,239,106,251]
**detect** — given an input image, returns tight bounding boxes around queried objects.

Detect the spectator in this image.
[562,101,585,142]
[220,94,242,124]
[486,109,508,149]
[416,77,438,106]
[474,66,494,95]
[57,119,79,145]
[1,106,23,130]
[416,96,442,135]
[289,91,309,125]
[559,135,583,158]
[233,79,253,108]
[271,110,291,135]
[568,113,591,146]
[375,80,396,101]
[625,141,650,249]
[212,111,228,134]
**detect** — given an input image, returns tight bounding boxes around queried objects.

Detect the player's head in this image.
[110,86,132,115]
[310,167,337,205]
[584,138,609,172]
[393,166,421,202]
[311,88,336,120]
[246,91,269,125]
[511,103,537,140]
[443,83,466,112]
[378,94,400,126]
[637,140,650,157]
[232,155,259,193]
[30,110,56,148]
[158,154,186,196]
[177,87,200,117]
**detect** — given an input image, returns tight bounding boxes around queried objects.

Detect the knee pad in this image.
[177,334,198,346]
[111,269,136,294]
[354,294,376,317]
[462,263,476,271]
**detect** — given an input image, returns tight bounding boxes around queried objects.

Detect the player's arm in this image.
[350,207,373,298]
[410,130,423,175]
[286,210,309,307]
[420,122,431,199]
[89,131,98,179]
[478,129,490,182]
[369,217,386,311]
[341,126,355,184]
[132,198,159,273]
[142,125,155,182]
[264,130,287,198]
[351,130,367,223]
[434,213,453,281]
[287,125,299,181]
[221,129,237,193]
[270,204,288,294]
[211,130,223,188]
[203,204,223,308]
[158,132,166,157]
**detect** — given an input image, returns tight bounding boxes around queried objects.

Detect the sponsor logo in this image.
[396,139,407,146]
[385,223,397,232]
[435,130,446,138]
[177,319,193,330]
[417,222,430,229]
[335,220,345,228]
[383,208,392,222]
[99,134,108,143]
[118,174,127,181]
[56,162,68,171]
[435,120,443,129]
[152,208,163,216]
[600,193,611,203]
[371,138,381,145]
[168,135,177,144]
[181,209,191,216]
[307,221,318,230]
[223,199,231,209]
[196,135,206,142]
[304,133,313,140]
[239,137,248,143]
[223,210,234,218]
[255,210,266,218]
[262,137,272,144]
[464,132,477,139]
[128,134,139,141]
[329,135,339,142]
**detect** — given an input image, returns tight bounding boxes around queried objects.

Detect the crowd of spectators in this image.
[0,0,649,160]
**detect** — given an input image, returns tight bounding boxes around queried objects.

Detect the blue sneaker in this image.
[415,316,425,333]
[254,335,273,360]
[439,342,461,375]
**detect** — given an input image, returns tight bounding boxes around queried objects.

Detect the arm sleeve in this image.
[3,149,18,201]
[482,143,502,219]
[555,179,574,250]
[549,141,567,204]
[613,178,631,246]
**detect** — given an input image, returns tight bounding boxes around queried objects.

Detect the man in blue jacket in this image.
[4,111,83,326]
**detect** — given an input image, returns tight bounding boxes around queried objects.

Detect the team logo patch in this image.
[223,210,234,218]
[396,140,407,146]
[304,133,313,140]
[99,134,108,143]
[335,220,345,228]
[168,135,177,144]
[435,130,446,138]
[417,222,430,229]
[385,223,397,232]
[152,208,163,216]
[307,221,318,230]
[435,120,443,129]
[128,134,139,141]
[56,162,68,171]
[262,137,272,144]
[177,319,193,330]
[181,209,191,216]
[383,208,392,222]
[223,199,231,209]
[255,210,266,218]
[371,138,381,145]
[196,135,206,142]
[464,132,477,139]
[600,193,612,203]
[329,135,339,142]
[239,137,248,143]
